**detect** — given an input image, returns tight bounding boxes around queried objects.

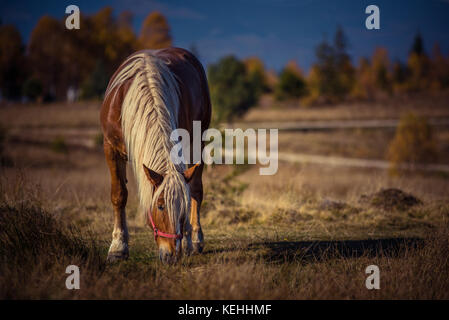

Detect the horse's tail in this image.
[105,51,187,224]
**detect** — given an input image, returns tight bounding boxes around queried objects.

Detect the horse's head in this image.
[142,163,199,264]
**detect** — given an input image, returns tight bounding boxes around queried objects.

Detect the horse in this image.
[100,47,211,264]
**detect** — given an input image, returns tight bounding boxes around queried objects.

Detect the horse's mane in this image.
[105,50,189,232]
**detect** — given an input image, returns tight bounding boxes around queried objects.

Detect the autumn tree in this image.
[139,12,172,49]
[265,69,279,92]
[308,26,354,103]
[28,8,139,101]
[79,8,138,98]
[244,56,268,97]
[371,47,391,93]
[313,38,336,101]
[275,60,306,100]
[28,16,66,100]
[406,32,431,92]
[351,57,373,100]
[391,60,409,94]
[86,7,137,76]
[79,61,109,100]
[0,25,27,100]
[303,65,321,105]
[429,43,449,91]
[208,56,260,124]
[334,26,355,97]
[352,47,392,100]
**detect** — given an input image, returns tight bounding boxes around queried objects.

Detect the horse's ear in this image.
[183,162,200,183]
[143,164,163,187]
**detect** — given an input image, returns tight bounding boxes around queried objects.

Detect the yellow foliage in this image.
[244,56,265,74]
[285,60,303,77]
[139,11,172,49]
[351,47,391,100]
[303,65,321,106]
[387,113,438,175]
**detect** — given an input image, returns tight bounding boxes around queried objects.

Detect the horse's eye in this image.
[157,205,165,211]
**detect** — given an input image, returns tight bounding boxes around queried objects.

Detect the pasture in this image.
[1,99,449,299]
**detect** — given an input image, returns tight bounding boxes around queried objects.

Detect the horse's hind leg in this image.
[104,141,129,262]
[187,164,205,254]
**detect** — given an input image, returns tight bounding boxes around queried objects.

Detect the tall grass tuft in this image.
[0,183,104,298]
[387,113,438,175]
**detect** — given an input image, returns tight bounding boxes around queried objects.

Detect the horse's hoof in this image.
[192,241,204,254]
[191,229,204,254]
[106,251,128,263]
[182,234,193,256]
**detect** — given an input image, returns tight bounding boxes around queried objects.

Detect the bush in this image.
[275,67,306,100]
[80,61,109,100]
[50,136,68,154]
[387,113,438,174]
[22,77,43,102]
[94,132,104,148]
[307,26,355,103]
[0,125,12,167]
[0,203,103,298]
[208,56,261,124]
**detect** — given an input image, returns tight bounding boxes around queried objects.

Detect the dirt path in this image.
[9,124,449,173]
[229,118,449,131]
[224,148,449,173]
[277,152,449,173]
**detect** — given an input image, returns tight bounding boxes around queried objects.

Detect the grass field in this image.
[1,97,448,299]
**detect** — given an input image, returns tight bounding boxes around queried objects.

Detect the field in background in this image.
[1,96,449,299]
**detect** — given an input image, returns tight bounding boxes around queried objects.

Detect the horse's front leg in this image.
[104,141,129,262]
[185,164,205,254]
[190,197,204,254]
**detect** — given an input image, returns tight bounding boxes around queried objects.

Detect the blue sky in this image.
[1,0,449,72]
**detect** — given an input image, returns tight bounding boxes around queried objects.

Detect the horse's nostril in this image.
[159,250,177,264]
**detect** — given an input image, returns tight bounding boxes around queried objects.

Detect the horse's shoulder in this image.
[100,78,131,156]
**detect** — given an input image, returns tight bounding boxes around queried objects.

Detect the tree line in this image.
[0,8,172,102]
[208,27,449,122]
[1,9,449,123]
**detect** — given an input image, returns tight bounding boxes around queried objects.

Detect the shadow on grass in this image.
[203,238,424,263]
[250,238,424,262]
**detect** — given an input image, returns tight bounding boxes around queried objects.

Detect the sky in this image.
[1,0,449,72]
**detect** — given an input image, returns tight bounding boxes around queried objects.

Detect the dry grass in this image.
[242,92,449,122]
[0,102,100,129]
[0,100,448,299]
[1,175,448,299]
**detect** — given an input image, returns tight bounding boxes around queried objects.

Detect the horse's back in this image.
[154,47,211,132]
[100,47,211,155]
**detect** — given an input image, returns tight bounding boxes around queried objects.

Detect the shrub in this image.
[208,56,261,124]
[0,203,103,298]
[50,136,68,154]
[275,67,306,101]
[307,26,355,103]
[79,61,109,100]
[0,125,12,167]
[94,132,104,148]
[22,78,43,102]
[387,113,438,174]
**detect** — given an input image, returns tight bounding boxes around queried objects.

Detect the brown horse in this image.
[100,48,211,264]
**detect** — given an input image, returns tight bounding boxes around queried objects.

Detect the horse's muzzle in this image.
[159,249,178,264]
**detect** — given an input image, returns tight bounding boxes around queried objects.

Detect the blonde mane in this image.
[105,50,190,233]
